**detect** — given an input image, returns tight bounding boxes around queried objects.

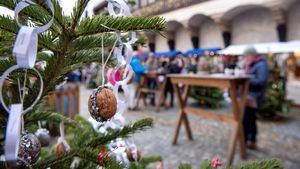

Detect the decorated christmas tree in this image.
[258,56,291,118]
[0,0,165,168]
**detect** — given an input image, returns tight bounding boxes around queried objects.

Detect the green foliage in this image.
[236,159,283,169]
[179,163,193,169]
[199,159,211,169]
[259,62,292,118]
[32,116,155,169]
[198,158,283,169]
[190,87,224,108]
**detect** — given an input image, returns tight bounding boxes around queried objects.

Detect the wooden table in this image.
[136,72,167,112]
[169,74,250,165]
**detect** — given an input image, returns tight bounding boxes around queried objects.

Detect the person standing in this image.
[128,55,148,110]
[164,57,182,107]
[243,47,269,149]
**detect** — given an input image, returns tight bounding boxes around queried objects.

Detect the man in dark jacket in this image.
[243,47,269,149]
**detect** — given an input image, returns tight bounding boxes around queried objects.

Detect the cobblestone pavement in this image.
[80,85,300,169]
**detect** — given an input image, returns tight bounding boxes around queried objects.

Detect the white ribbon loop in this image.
[13,26,38,68]
[107,0,131,17]
[0,65,44,114]
[5,104,23,162]
[15,0,54,33]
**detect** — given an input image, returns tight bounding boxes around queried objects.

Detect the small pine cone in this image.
[53,143,67,156]
[126,149,141,162]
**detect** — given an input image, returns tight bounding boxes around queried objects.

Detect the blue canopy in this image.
[138,53,149,59]
[183,48,221,56]
[153,50,182,58]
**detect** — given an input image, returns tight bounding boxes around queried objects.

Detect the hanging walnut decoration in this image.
[53,142,68,156]
[88,86,117,122]
[126,148,141,162]
[119,67,134,84]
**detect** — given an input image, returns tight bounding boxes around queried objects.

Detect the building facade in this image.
[126,0,300,52]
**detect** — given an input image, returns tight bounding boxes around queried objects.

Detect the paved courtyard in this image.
[80,86,300,169]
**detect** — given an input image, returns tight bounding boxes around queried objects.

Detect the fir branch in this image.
[178,163,192,169]
[87,118,153,147]
[236,158,283,169]
[105,157,125,169]
[63,49,116,76]
[70,33,147,53]
[0,15,19,34]
[0,15,59,52]
[25,111,77,128]
[69,33,117,52]
[76,15,166,36]
[0,58,15,74]
[0,0,66,32]
[71,0,90,30]
[139,156,163,166]
[33,151,77,169]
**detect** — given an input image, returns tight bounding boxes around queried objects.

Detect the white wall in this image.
[287,1,300,41]
[155,34,169,52]
[231,8,278,44]
[175,26,193,51]
[199,19,224,48]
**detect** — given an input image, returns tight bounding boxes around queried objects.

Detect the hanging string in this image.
[17,76,23,104]
[59,121,64,139]
[104,37,118,66]
[38,121,42,129]
[101,35,105,86]
[100,35,119,86]
[21,69,28,102]
[21,115,25,134]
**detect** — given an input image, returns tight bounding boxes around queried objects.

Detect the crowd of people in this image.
[66,47,269,149]
[128,47,269,149]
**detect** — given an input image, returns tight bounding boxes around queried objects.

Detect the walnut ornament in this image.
[88,86,117,122]
[53,142,68,156]
[126,148,141,162]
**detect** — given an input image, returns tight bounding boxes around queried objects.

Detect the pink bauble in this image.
[107,68,121,85]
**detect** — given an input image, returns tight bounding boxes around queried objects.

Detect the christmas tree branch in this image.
[0,0,66,32]
[235,158,283,169]
[139,156,163,165]
[87,118,153,147]
[71,0,90,30]
[0,15,19,34]
[25,111,78,128]
[69,33,147,53]
[33,151,77,169]
[0,15,59,52]
[178,163,192,169]
[76,16,166,36]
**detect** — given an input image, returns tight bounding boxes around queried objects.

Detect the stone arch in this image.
[287,1,300,41]
[222,5,278,44]
[188,14,224,48]
[155,20,182,52]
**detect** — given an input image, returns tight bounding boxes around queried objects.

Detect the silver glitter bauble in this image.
[18,133,41,165]
[35,128,50,147]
